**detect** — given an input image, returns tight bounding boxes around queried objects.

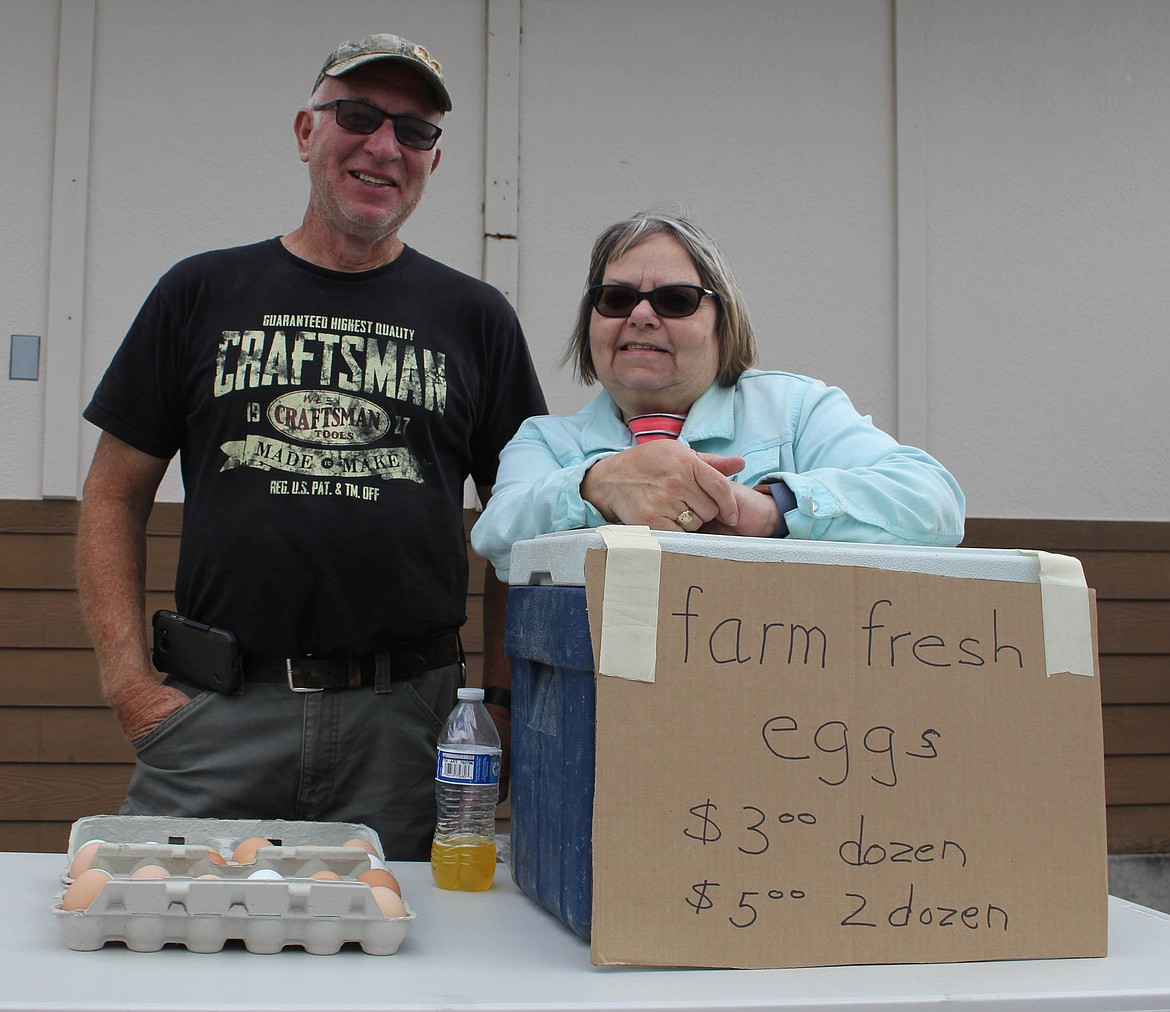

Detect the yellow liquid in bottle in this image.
[430,838,497,892]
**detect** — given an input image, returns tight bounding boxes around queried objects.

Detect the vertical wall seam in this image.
[482,0,522,303]
[41,0,96,499]
[472,0,522,509]
[894,0,929,446]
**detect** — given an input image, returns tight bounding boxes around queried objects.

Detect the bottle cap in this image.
[457,687,484,701]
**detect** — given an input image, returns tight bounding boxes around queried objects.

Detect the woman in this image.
[471,212,964,582]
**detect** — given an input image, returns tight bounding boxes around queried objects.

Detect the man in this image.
[76,34,546,860]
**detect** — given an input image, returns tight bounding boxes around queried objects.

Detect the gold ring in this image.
[676,509,696,528]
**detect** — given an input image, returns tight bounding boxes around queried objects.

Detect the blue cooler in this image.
[505,582,595,938]
[504,530,1054,942]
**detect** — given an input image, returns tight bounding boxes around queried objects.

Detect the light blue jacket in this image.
[471,369,965,581]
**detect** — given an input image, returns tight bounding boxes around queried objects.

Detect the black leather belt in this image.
[242,633,460,692]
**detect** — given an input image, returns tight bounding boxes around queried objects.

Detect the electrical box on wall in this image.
[10,335,40,380]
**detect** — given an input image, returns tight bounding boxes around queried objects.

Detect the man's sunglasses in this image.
[588,284,718,319]
[312,99,442,151]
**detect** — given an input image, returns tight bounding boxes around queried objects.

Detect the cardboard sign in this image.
[584,550,1107,969]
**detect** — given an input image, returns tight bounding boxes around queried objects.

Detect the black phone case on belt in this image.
[151,610,242,693]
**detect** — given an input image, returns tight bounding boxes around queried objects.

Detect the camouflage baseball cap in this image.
[313,33,451,111]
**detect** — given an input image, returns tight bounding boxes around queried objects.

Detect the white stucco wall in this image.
[3,0,1168,520]
[517,0,898,426]
[0,0,58,495]
[920,0,1170,518]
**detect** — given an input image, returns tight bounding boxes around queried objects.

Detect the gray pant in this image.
[121,664,462,861]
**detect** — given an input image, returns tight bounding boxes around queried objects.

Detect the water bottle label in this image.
[436,747,501,785]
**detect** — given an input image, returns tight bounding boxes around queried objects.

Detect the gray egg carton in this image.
[52,815,414,955]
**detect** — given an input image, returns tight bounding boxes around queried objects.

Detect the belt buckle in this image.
[286,660,324,693]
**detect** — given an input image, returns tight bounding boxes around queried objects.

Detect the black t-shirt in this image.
[85,238,546,656]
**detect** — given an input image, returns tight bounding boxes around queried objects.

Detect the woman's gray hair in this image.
[564,211,757,387]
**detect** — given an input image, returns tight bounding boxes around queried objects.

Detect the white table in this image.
[5,852,1170,1011]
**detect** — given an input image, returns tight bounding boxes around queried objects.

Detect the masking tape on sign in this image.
[597,525,661,682]
[1022,550,1096,677]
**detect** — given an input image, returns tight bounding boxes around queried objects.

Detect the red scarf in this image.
[627,413,687,443]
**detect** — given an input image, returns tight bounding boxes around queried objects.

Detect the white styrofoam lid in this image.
[508,530,1040,587]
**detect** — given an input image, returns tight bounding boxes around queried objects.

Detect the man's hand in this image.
[107,674,191,743]
[77,432,173,745]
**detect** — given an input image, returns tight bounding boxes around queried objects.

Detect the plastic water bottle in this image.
[431,687,502,891]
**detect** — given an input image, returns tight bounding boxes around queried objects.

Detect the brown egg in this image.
[370,885,407,918]
[196,874,220,880]
[68,840,105,879]
[356,868,400,891]
[232,836,273,864]
[130,864,171,880]
[342,838,380,856]
[206,849,228,866]
[309,870,342,881]
[62,869,112,910]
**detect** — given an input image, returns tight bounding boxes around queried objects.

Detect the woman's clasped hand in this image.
[580,442,794,537]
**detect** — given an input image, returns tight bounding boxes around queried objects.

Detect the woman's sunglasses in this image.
[588,284,718,319]
[312,99,442,151]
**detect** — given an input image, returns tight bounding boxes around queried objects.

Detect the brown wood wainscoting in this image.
[1,501,1167,855]
[961,519,1170,853]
